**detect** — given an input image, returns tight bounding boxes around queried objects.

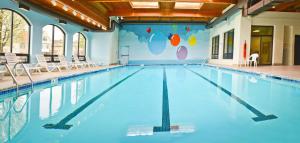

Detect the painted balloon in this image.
[146,27,151,33]
[148,33,167,55]
[188,35,197,47]
[186,26,191,32]
[176,46,188,60]
[170,34,181,47]
[168,33,173,40]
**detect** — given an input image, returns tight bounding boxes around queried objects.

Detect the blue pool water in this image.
[1,65,300,143]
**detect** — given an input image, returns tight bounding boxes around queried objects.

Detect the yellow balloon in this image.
[188,35,197,47]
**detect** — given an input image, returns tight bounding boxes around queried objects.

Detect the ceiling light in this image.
[72,10,77,16]
[174,2,203,10]
[51,0,57,6]
[130,1,159,9]
[81,15,85,20]
[253,30,260,33]
[97,24,101,28]
[102,26,107,30]
[87,18,91,23]
[92,21,96,25]
[63,5,69,11]
[222,4,235,14]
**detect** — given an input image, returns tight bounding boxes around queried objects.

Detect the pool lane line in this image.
[185,67,277,122]
[153,67,171,132]
[43,68,145,130]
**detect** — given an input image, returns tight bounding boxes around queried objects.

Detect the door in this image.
[295,35,300,65]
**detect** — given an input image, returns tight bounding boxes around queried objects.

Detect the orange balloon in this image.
[170,34,180,46]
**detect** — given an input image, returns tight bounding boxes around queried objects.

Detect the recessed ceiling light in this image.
[81,15,85,20]
[130,1,159,9]
[51,0,57,6]
[72,10,77,16]
[63,5,69,11]
[174,2,203,10]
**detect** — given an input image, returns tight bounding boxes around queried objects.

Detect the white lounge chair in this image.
[85,57,97,67]
[5,53,42,76]
[36,55,61,72]
[73,56,87,68]
[247,53,259,67]
[58,55,79,70]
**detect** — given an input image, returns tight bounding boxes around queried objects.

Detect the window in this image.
[223,29,234,59]
[211,35,219,59]
[42,25,65,62]
[0,9,30,63]
[73,33,86,61]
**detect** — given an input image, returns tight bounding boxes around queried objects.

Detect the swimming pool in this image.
[1,65,300,143]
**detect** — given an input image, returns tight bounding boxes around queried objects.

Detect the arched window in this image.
[73,32,86,61]
[0,9,30,63]
[42,25,65,62]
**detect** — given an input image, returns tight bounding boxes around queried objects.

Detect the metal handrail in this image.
[4,64,19,90]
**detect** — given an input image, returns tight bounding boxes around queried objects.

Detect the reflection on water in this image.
[71,80,86,105]
[0,94,29,143]
[39,85,63,120]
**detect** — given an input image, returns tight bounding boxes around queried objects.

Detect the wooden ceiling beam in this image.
[108,9,221,17]
[84,0,237,4]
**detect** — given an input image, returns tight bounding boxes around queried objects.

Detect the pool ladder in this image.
[4,63,34,95]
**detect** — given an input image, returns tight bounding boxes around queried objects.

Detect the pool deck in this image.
[209,64,300,81]
[0,65,121,91]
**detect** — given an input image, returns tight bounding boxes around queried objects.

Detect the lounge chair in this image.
[73,55,88,68]
[36,55,61,72]
[4,53,42,76]
[85,57,98,67]
[58,55,79,70]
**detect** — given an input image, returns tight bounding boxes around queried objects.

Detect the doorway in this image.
[250,26,274,65]
[295,35,300,65]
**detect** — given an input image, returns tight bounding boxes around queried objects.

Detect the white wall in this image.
[0,0,91,63]
[90,26,119,65]
[209,10,300,66]
[209,10,243,65]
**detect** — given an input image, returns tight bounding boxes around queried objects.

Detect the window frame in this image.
[0,8,31,63]
[42,24,66,62]
[223,29,234,59]
[73,32,87,61]
[211,35,219,59]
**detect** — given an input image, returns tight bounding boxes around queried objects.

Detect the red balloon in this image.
[170,34,180,46]
[146,27,151,33]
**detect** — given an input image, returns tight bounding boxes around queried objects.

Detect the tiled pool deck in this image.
[0,65,121,92]
[207,64,300,82]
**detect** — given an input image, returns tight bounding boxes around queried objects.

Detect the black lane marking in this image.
[153,67,171,132]
[185,67,277,122]
[43,68,144,130]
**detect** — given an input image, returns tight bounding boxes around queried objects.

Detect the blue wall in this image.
[119,24,209,65]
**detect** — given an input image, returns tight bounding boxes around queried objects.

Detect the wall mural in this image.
[119,24,209,64]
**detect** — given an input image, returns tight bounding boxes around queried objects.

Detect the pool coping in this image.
[0,65,123,96]
[204,64,300,84]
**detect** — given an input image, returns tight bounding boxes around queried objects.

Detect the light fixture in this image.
[81,15,85,20]
[102,26,107,30]
[19,3,30,11]
[97,24,101,28]
[174,2,203,10]
[59,19,67,25]
[63,5,69,11]
[130,1,159,9]
[72,10,77,16]
[87,18,91,23]
[51,0,57,6]
[253,30,260,33]
[92,21,96,25]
